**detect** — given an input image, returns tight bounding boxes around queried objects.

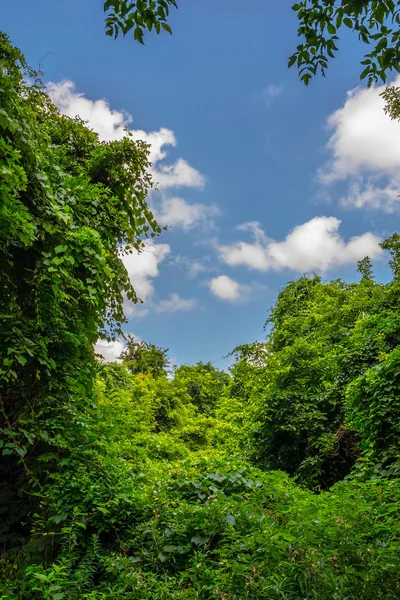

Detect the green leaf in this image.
[134,27,144,44]
[191,536,209,546]
[360,65,371,79]
[129,556,141,563]
[376,37,388,52]
[225,514,236,526]
[162,23,172,35]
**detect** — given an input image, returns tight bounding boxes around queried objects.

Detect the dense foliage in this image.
[0,28,160,571]
[241,246,400,488]
[1,35,400,599]
[120,338,170,378]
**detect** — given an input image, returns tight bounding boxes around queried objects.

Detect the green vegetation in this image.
[103,0,177,42]
[103,1,400,87]
[290,0,400,85]
[1,34,400,599]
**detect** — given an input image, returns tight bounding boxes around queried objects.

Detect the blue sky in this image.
[4,1,400,367]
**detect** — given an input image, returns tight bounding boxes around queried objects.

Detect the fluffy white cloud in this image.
[209,275,243,301]
[156,293,196,313]
[153,159,205,190]
[219,217,382,273]
[121,242,171,316]
[120,245,196,316]
[94,333,142,363]
[155,196,219,230]
[48,80,204,190]
[318,77,400,211]
[219,221,270,270]
[94,338,126,363]
[320,77,400,182]
[208,275,266,303]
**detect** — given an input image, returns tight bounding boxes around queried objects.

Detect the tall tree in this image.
[173,362,230,415]
[120,338,170,377]
[0,32,160,499]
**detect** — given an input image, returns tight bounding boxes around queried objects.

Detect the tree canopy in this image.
[120,338,170,377]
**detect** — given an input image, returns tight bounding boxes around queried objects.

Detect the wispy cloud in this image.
[156,293,196,313]
[262,83,283,107]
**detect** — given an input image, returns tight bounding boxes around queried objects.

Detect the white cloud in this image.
[155,196,219,230]
[320,77,400,182]
[219,221,270,270]
[219,217,382,273]
[209,275,243,301]
[48,80,204,190]
[94,333,142,363]
[94,338,126,363]
[120,245,196,316]
[318,77,400,211]
[156,293,196,313]
[208,275,266,303]
[121,242,171,316]
[187,261,208,279]
[170,255,211,279]
[153,159,205,190]
[340,178,400,212]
